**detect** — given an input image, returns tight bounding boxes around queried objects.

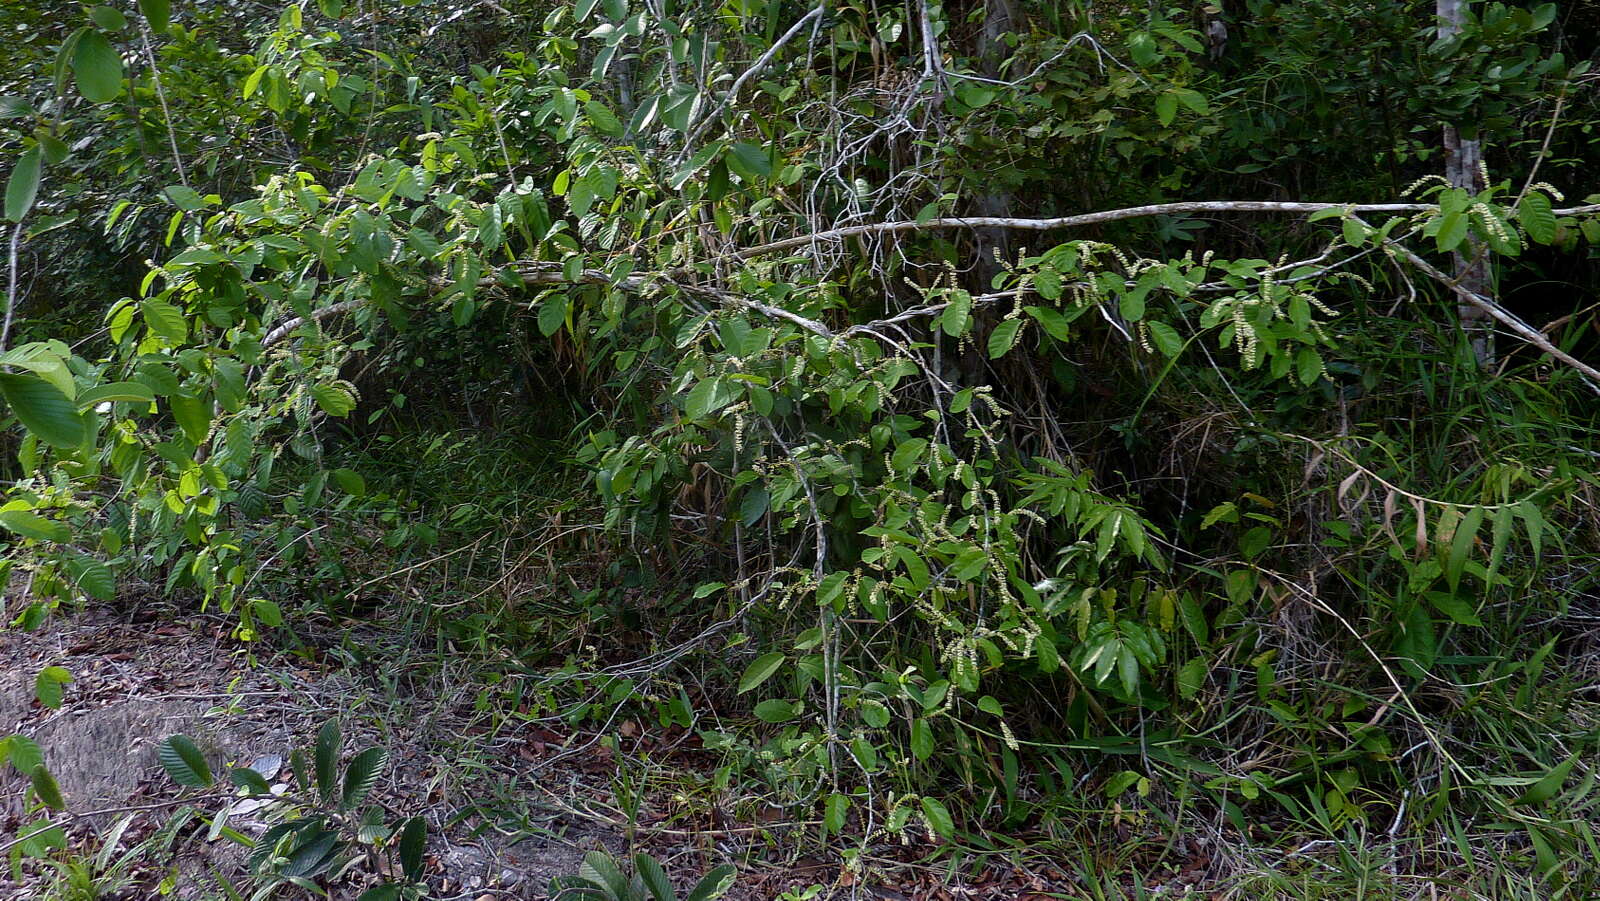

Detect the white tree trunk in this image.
[1438,0,1493,364]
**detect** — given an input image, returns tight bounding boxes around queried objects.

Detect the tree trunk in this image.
[1437,0,1493,364]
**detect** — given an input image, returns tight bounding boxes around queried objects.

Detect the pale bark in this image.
[1438,0,1493,363]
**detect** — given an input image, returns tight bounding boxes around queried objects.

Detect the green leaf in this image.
[34,666,72,709]
[169,391,211,443]
[314,719,341,802]
[1147,320,1183,357]
[139,0,171,32]
[90,6,127,30]
[1513,754,1577,806]
[331,468,366,496]
[683,865,736,901]
[1177,657,1207,699]
[0,510,69,542]
[251,599,283,627]
[158,735,214,787]
[398,816,426,882]
[537,293,567,336]
[1155,92,1178,126]
[584,101,624,137]
[6,145,41,222]
[579,851,630,898]
[951,546,988,581]
[1434,210,1468,253]
[1446,506,1483,593]
[72,29,124,103]
[725,141,772,180]
[76,381,155,410]
[1295,347,1323,386]
[752,699,797,723]
[341,747,388,809]
[311,384,356,417]
[32,764,66,810]
[1425,592,1481,627]
[64,553,115,601]
[685,376,739,420]
[4,734,44,774]
[229,767,271,795]
[890,438,928,474]
[987,318,1023,358]
[140,297,187,342]
[737,652,785,694]
[824,792,850,835]
[163,184,205,211]
[919,796,954,839]
[0,373,87,449]
[941,290,972,337]
[1518,192,1556,245]
[635,853,674,901]
[910,718,933,760]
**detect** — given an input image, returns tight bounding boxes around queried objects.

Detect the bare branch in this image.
[733,201,1600,261]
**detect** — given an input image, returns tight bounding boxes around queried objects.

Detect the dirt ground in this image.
[1,603,626,900]
[2,602,1151,901]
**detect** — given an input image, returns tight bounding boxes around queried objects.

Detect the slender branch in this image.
[261,298,367,348]
[732,201,1600,261]
[256,201,1600,355]
[679,5,825,153]
[2,223,20,355]
[1372,223,1600,391]
[140,23,189,190]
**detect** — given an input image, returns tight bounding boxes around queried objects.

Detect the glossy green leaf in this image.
[314,718,341,802]
[140,297,187,342]
[737,652,785,694]
[34,666,72,709]
[919,796,954,838]
[158,734,214,787]
[1518,192,1556,245]
[0,510,69,542]
[72,29,124,103]
[32,764,66,809]
[341,746,388,809]
[76,381,155,409]
[139,0,171,32]
[399,816,427,881]
[5,145,41,222]
[0,373,87,449]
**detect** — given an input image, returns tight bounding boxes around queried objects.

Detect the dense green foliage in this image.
[4,0,1600,895]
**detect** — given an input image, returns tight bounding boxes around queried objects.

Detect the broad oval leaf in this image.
[398,815,427,882]
[0,372,87,449]
[634,853,674,901]
[683,864,737,901]
[138,0,170,32]
[341,746,388,809]
[919,796,955,839]
[5,145,41,222]
[737,652,785,694]
[76,381,156,410]
[752,698,798,723]
[158,734,214,787]
[64,553,115,601]
[0,510,70,542]
[228,766,272,795]
[34,665,72,709]
[139,298,187,342]
[1518,192,1556,245]
[71,29,124,103]
[31,764,66,810]
[314,718,341,802]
